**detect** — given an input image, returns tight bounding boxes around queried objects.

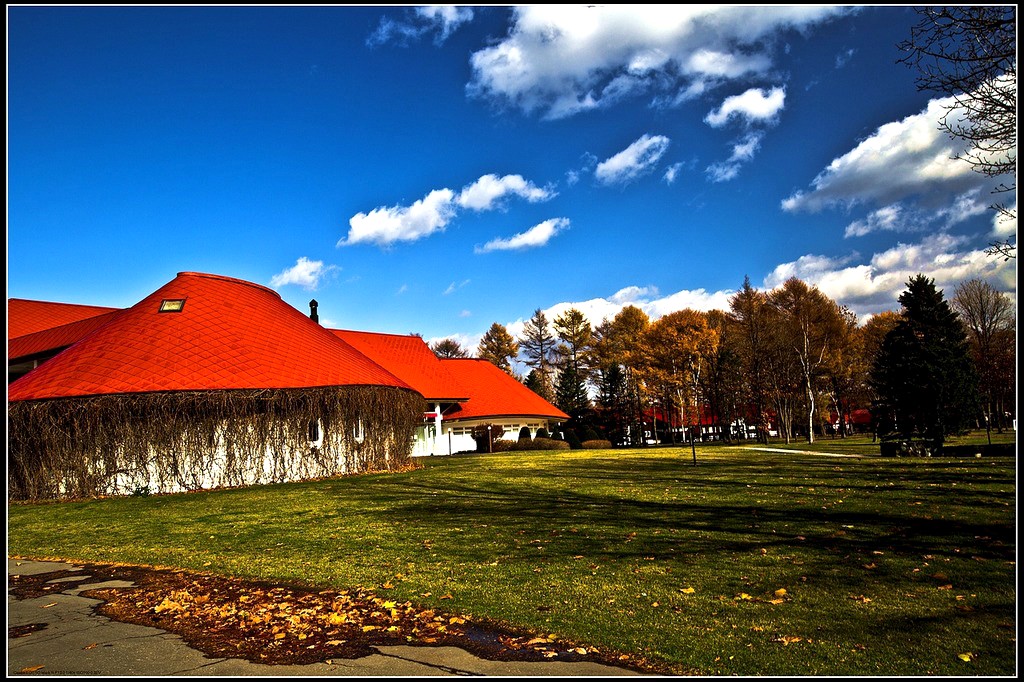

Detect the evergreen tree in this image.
[555,365,591,419]
[523,369,553,402]
[597,363,627,445]
[870,275,980,451]
[519,309,557,400]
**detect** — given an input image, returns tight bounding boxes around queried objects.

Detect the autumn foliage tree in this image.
[728,277,774,443]
[768,278,849,443]
[642,309,718,446]
[593,306,650,446]
[477,322,519,375]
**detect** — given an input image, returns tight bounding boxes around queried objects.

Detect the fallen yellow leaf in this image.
[19,665,44,673]
[774,588,787,597]
[680,587,695,594]
[958,652,976,662]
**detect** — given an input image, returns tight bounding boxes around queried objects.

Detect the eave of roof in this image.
[439,358,568,422]
[8,310,123,362]
[8,298,121,340]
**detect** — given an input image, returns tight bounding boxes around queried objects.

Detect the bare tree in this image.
[951,279,1016,435]
[898,6,1017,259]
[430,338,470,359]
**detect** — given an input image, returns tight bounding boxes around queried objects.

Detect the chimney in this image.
[309,299,319,324]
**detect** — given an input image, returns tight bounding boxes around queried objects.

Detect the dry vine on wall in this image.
[8,386,423,501]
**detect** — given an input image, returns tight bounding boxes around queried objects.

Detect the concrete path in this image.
[8,559,642,677]
[735,446,867,458]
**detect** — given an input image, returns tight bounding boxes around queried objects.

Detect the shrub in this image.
[536,427,550,439]
[491,438,570,452]
[518,426,532,442]
[527,438,570,451]
[581,427,600,442]
[565,429,583,450]
[581,439,613,450]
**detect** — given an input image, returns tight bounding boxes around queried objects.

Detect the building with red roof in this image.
[8,272,423,500]
[330,331,567,456]
[439,358,569,453]
[8,271,568,497]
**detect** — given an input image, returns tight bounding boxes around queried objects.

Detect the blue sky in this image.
[7,5,1016,350]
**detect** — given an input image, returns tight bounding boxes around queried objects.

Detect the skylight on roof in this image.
[159,299,186,313]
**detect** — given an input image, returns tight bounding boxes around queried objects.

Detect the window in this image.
[159,299,186,313]
[308,420,321,443]
[353,419,365,444]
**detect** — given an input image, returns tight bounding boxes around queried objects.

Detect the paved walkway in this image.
[8,559,642,677]
[736,446,868,458]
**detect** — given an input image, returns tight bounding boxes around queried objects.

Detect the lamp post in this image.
[487,425,492,453]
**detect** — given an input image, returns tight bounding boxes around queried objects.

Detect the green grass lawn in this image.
[7,443,1017,675]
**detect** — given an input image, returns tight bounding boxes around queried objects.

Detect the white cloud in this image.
[705,132,763,182]
[494,232,1016,350]
[663,162,684,184]
[368,6,473,46]
[781,96,993,213]
[843,204,917,238]
[834,48,855,69]
[595,134,671,185]
[443,279,471,295]
[342,172,555,247]
[467,6,849,119]
[456,174,555,211]
[475,217,569,253]
[704,86,786,127]
[269,257,337,291]
[764,233,1017,317]
[342,188,457,247]
[503,284,734,349]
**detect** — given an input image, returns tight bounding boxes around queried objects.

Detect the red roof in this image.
[8,299,120,340]
[8,310,122,361]
[8,272,414,401]
[331,330,469,403]
[440,359,568,422]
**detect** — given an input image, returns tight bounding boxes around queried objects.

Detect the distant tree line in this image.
[436,274,1015,453]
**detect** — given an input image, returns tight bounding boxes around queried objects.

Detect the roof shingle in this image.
[8,272,413,401]
[440,358,568,422]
